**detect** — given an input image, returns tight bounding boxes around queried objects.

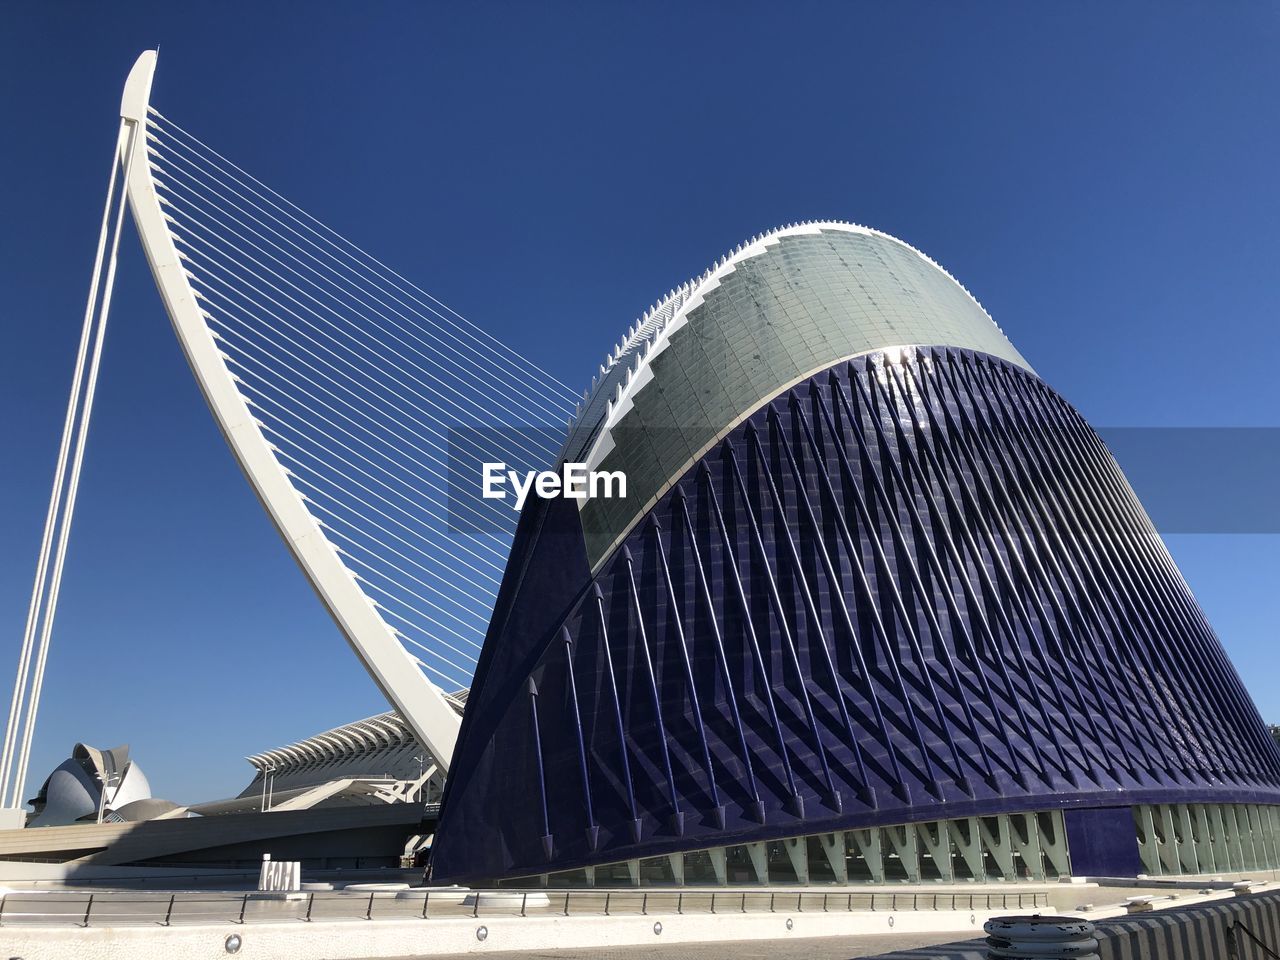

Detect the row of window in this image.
[498,809,1070,888]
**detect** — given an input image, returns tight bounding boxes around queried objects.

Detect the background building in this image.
[430,221,1280,887]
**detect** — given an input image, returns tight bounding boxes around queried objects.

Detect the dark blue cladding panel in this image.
[1064,807,1144,877]
[431,348,1280,884]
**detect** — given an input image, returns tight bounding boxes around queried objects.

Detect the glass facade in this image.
[501,810,1073,887]
[1134,803,1280,876]
[567,226,1031,567]
[490,805,1280,887]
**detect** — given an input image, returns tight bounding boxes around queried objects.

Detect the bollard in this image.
[984,915,1099,960]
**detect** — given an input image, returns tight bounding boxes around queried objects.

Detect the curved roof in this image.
[245,697,465,774]
[565,220,1030,567]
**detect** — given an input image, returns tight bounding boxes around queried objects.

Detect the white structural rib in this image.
[120,52,461,769]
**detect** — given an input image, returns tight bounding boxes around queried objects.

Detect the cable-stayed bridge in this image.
[0,50,577,823]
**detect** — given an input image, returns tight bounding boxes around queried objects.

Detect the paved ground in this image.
[393,932,984,960]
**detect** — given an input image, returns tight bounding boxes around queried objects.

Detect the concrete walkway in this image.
[392,932,981,959]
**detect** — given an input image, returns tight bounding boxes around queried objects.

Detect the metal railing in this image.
[0,887,1048,928]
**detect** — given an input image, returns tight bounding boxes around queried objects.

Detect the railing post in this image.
[563,891,570,916]
[797,892,803,913]
[769,892,774,913]
[239,893,249,925]
[82,893,95,927]
[604,892,611,916]
[521,892,528,917]
[472,890,480,919]
[710,892,716,914]
[823,893,828,913]
[678,892,684,915]
[642,893,648,916]
[164,893,176,926]
[0,893,7,927]
[421,891,430,919]
[741,892,747,913]
[305,892,315,922]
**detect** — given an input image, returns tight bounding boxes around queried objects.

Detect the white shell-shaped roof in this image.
[245,697,465,773]
[565,221,1030,567]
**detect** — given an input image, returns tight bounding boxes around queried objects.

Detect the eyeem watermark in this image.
[482,462,627,511]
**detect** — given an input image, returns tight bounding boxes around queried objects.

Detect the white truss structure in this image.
[2,50,578,814]
[120,50,468,773]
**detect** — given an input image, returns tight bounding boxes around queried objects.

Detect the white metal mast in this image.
[0,88,142,827]
[1,52,469,826]
[118,52,462,771]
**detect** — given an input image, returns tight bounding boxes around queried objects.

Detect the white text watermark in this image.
[481,462,627,511]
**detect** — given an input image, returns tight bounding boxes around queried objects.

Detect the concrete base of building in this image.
[0,802,431,882]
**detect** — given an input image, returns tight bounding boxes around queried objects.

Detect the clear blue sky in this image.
[2,2,1278,804]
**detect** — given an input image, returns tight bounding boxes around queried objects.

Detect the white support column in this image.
[818,832,848,884]
[1192,804,1216,873]
[746,842,768,884]
[979,816,1016,881]
[1236,805,1259,870]
[1157,805,1180,876]
[1008,812,1045,881]
[1136,805,1162,876]
[667,854,684,886]
[1208,804,1234,871]
[0,117,111,807]
[1039,811,1070,878]
[884,824,921,882]
[2,112,139,817]
[850,827,886,883]
[1175,805,1200,875]
[918,820,955,881]
[1225,806,1247,871]
[1263,806,1280,869]
[950,818,985,881]
[709,847,727,886]
[782,836,808,884]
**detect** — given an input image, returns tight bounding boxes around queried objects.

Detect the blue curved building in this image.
[431,222,1280,886]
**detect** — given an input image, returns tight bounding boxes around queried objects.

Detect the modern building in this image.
[226,705,460,815]
[26,743,164,827]
[430,221,1280,887]
[0,717,451,879]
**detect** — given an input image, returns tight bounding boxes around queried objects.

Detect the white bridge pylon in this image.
[1,50,579,813]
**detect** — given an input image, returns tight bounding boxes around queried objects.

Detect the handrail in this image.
[0,886,1048,928]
